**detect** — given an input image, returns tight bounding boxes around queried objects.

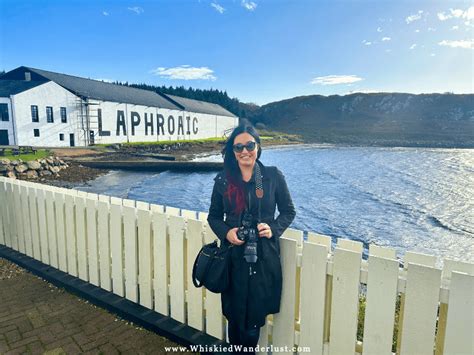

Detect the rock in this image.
[0,165,8,173]
[49,166,60,174]
[27,160,41,170]
[6,165,14,171]
[40,159,46,165]
[15,164,28,173]
[39,170,52,176]
[0,158,10,165]
[46,158,54,165]
[10,160,20,166]
[25,170,38,179]
[6,171,16,179]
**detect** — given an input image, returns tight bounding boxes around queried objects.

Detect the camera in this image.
[237,212,258,263]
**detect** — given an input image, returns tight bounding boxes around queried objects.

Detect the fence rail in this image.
[0,176,472,355]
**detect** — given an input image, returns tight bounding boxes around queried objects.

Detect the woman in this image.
[207,122,296,353]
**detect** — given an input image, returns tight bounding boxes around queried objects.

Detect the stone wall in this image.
[0,156,69,180]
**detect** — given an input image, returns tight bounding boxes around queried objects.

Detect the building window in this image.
[34,129,40,137]
[60,107,67,123]
[0,104,9,121]
[31,105,39,122]
[46,106,54,123]
[59,133,64,141]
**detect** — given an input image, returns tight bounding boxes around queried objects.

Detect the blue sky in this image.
[0,0,472,105]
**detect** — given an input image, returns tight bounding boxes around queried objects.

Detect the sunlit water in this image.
[76,145,474,264]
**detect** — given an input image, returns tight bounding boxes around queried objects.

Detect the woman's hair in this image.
[221,120,262,214]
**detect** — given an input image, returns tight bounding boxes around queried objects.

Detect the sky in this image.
[0,0,473,105]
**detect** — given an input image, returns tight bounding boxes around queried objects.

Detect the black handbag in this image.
[192,240,231,293]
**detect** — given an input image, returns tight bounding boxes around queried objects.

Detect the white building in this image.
[0,66,238,147]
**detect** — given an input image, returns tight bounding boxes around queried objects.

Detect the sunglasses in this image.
[233,141,257,153]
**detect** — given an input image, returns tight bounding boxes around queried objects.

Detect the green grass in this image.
[94,137,226,147]
[257,129,304,141]
[1,149,51,162]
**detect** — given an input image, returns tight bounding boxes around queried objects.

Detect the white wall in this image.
[8,82,238,147]
[0,98,15,145]
[88,100,237,145]
[12,81,83,147]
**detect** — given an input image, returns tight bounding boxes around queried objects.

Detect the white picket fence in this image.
[0,176,473,355]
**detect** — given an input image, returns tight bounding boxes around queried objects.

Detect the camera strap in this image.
[255,162,263,223]
[242,162,264,223]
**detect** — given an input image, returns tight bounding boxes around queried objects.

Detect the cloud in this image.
[415,29,420,33]
[150,65,217,80]
[409,44,417,50]
[438,39,473,49]
[102,11,109,16]
[311,75,364,86]
[377,27,383,32]
[362,40,372,46]
[406,10,423,24]
[430,53,436,57]
[438,6,474,21]
[437,12,450,21]
[382,37,391,41]
[211,3,225,14]
[451,25,459,30]
[466,6,474,20]
[385,49,392,53]
[128,6,144,15]
[96,78,114,83]
[428,27,436,31]
[241,0,257,11]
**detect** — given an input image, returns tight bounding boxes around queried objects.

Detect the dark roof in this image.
[0,80,45,97]
[1,66,180,110]
[1,66,238,117]
[164,94,237,118]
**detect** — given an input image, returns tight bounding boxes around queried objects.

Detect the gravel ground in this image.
[0,257,26,280]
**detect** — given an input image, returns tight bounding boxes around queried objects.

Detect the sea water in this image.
[76,145,474,264]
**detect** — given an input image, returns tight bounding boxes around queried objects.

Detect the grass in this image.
[257,129,304,142]
[94,137,226,147]
[1,149,51,162]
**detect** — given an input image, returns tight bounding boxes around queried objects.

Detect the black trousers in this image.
[228,321,260,354]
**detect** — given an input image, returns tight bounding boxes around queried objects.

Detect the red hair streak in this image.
[224,182,246,215]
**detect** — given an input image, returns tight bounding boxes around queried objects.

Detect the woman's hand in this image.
[226,227,244,245]
[257,223,273,238]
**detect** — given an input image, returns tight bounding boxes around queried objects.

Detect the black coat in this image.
[207,160,296,331]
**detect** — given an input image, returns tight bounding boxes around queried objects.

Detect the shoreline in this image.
[15,138,303,189]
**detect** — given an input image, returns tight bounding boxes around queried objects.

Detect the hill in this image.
[116,81,474,148]
[250,93,474,147]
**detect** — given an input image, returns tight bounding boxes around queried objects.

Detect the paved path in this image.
[0,258,190,354]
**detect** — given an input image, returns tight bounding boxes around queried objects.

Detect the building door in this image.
[0,130,9,145]
[69,133,75,147]
[89,130,95,145]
